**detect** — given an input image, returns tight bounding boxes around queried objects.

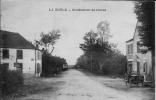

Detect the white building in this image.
[126,22,153,82]
[0,30,42,76]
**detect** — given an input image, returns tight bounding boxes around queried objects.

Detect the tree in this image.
[80,30,112,53]
[77,44,127,76]
[134,2,155,51]
[80,31,97,52]
[97,21,112,42]
[134,2,155,87]
[80,31,98,71]
[101,50,127,76]
[41,53,67,77]
[79,21,113,72]
[77,21,127,76]
[79,30,112,72]
[76,54,90,69]
[36,30,61,54]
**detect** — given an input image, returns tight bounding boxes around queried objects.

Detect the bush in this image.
[41,53,67,77]
[102,55,127,76]
[76,51,127,77]
[0,65,23,95]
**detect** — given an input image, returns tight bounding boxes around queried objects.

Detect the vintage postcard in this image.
[0,0,155,100]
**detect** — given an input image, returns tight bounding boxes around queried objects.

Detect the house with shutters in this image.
[0,30,42,76]
[126,22,153,82]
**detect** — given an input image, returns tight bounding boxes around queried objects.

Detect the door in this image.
[137,62,140,74]
[128,61,132,74]
[15,63,23,73]
[36,63,41,74]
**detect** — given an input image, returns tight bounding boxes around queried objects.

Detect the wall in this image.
[0,48,36,74]
[126,40,133,61]
[132,25,152,81]
[35,50,42,76]
[126,21,152,81]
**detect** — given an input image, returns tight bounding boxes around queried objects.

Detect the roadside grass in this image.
[80,69,155,100]
[79,69,155,91]
[1,73,65,100]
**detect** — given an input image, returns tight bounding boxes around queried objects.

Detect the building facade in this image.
[0,30,42,76]
[126,22,152,82]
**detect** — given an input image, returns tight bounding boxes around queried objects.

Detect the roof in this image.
[126,21,138,43]
[0,30,37,49]
[126,38,133,43]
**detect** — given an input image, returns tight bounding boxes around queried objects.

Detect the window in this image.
[127,45,130,54]
[17,50,23,59]
[137,41,141,53]
[127,45,129,54]
[131,44,133,54]
[14,63,23,73]
[127,61,133,74]
[143,62,147,74]
[36,63,41,73]
[3,63,9,69]
[137,62,140,74]
[127,44,133,54]
[37,51,40,60]
[37,51,42,60]
[2,49,9,59]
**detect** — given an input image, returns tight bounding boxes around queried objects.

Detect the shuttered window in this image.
[17,50,23,59]
[2,49,9,59]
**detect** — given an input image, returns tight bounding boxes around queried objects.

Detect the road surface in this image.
[18,69,154,100]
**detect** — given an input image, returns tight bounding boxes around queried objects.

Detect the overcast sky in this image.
[1,0,137,65]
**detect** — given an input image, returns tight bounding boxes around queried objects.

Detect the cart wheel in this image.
[129,80,132,87]
[125,80,128,86]
[142,82,144,87]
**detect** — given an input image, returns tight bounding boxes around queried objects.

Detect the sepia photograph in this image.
[0,0,155,100]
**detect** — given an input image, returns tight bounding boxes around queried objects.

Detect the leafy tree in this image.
[76,47,127,76]
[134,2,155,51]
[77,21,127,76]
[80,31,98,52]
[35,30,67,77]
[134,1,155,87]
[80,31,112,53]
[79,30,113,72]
[41,53,67,77]
[76,54,90,69]
[102,50,127,76]
[36,30,61,54]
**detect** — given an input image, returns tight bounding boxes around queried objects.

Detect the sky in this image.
[1,0,137,65]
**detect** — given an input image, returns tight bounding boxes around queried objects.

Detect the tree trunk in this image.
[99,63,103,71]
[50,46,54,54]
[151,49,155,88]
[90,52,93,72]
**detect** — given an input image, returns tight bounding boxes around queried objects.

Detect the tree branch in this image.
[50,46,54,54]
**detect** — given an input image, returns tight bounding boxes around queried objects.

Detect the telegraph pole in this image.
[0,49,1,65]
[90,33,93,72]
[91,50,92,72]
[0,32,1,64]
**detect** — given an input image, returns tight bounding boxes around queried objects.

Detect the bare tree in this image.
[97,21,112,42]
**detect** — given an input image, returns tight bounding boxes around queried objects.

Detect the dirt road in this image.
[18,69,154,100]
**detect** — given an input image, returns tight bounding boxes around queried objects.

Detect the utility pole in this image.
[0,31,1,65]
[90,33,93,72]
[0,49,1,65]
[91,50,92,72]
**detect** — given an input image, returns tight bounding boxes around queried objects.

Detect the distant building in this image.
[126,22,153,82]
[0,30,42,76]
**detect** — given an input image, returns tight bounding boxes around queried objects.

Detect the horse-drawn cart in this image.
[125,73,144,87]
